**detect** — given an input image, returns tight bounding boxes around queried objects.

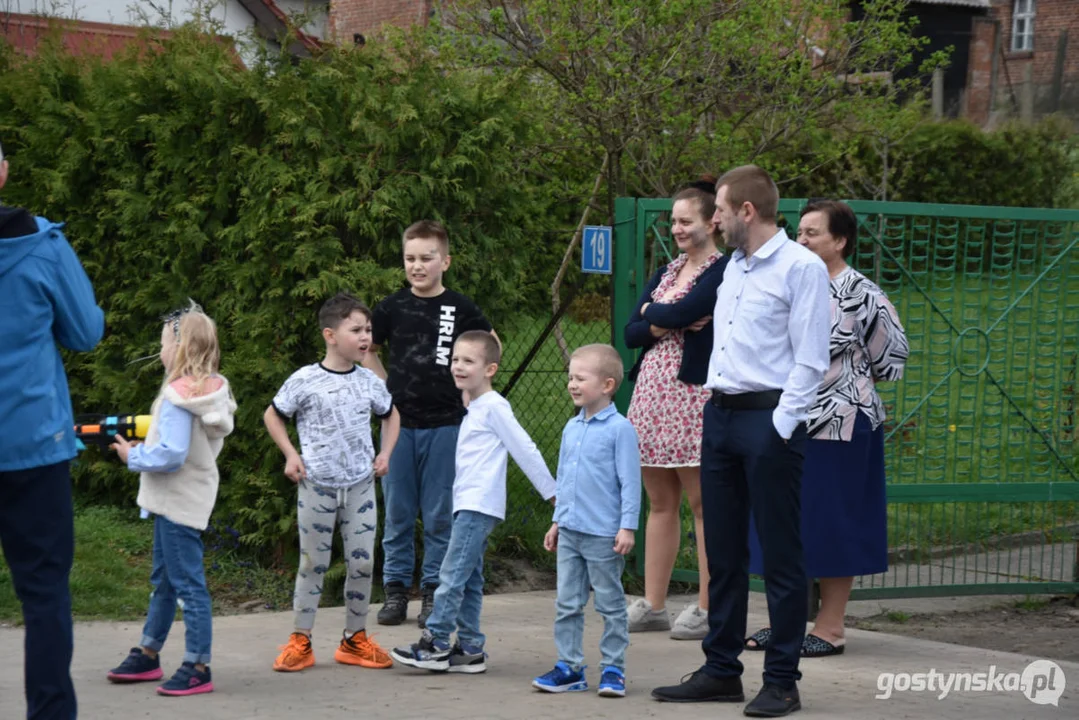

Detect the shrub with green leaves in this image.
[887,118,1078,208]
[0,29,576,559]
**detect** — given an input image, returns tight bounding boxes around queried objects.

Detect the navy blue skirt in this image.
[749,411,887,578]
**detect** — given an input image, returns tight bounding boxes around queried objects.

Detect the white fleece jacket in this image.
[136,377,236,531]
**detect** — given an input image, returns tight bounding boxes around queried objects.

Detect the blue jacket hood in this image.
[0,213,49,277]
[0,212,105,471]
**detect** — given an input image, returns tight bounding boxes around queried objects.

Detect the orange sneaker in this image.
[273,632,315,672]
[334,630,393,668]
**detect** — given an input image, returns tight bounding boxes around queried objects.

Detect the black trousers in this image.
[0,461,77,719]
[699,402,807,689]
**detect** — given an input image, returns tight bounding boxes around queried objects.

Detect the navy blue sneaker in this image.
[598,666,626,697]
[389,629,451,671]
[156,662,213,696]
[447,642,486,674]
[532,661,588,693]
[107,647,163,683]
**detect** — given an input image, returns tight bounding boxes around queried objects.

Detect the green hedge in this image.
[888,118,1078,207]
[0,30,574,558]
[787,116,1079,208]
[2,25,1074,564]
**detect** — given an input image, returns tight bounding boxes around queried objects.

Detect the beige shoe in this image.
[670,604,708,640]
[627,598,671,632]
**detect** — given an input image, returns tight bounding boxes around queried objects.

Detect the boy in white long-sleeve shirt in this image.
[391,330,556,674]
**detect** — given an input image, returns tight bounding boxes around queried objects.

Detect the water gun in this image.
[74,414,151,452]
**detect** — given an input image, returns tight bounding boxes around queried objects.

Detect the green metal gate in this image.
[612,197,1079,599]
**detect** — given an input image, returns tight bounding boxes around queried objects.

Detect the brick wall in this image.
[329,0,433,45]
[966,17,998,125]
[966,0,1079,122]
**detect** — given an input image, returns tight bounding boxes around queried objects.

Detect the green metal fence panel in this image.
[612,197,1079,598]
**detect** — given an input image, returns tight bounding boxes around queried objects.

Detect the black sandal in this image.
[744,627,771,651]
[801,633,845,658]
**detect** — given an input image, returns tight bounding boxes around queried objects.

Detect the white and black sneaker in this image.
[446,642,486,674]
[390,629,451,671]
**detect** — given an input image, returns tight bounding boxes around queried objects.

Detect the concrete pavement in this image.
[1,590,1075,719]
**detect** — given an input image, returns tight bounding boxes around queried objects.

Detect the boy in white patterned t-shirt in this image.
[263,292,401,673]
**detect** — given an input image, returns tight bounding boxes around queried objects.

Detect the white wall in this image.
[274,0,328,40]
[4,0,257,38]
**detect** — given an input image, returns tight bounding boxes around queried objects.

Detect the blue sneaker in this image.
[107,647,163,683]
[532,661,588,693]
[389,629,452,671]
[598,666,626,697]
[156,662,213,696]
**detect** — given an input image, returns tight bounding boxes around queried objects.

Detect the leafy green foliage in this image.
[0,28,574,558]
[439,0,943,203]
[886,118,1079,207]
[1,9,1073,573]
[788,115,1079,207]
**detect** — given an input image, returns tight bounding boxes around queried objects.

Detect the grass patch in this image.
[493,313,612,563]
[1014,596,1051,611]
[0,506,294,624]
[0,505,154,623]
[885,610,912,623]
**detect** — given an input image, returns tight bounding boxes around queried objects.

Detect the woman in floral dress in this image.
[623,183,728,640]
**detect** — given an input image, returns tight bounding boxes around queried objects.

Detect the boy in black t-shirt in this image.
[364,220,495,628]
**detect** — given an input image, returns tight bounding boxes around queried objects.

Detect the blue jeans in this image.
[141,515,213,665]
[553,528,628,671]
[424,510,498,649]
[0,461,77,720]
[381,425,459,588]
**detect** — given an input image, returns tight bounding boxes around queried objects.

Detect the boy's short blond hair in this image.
[571,344,624,394]
[456,329,501,366]
[403,220,450,256]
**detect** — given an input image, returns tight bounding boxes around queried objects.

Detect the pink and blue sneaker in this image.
[156,661,214,696]
[106,648,163,683]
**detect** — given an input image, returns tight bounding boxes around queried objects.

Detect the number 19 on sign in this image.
[582,225,612,275]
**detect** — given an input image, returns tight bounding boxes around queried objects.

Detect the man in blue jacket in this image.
[0,142,105,720]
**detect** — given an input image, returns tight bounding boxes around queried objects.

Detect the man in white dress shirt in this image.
[652,166,830,717]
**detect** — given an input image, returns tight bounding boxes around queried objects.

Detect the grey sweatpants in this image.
[293,478,376,634]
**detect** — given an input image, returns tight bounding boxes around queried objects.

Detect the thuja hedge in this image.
[0,30,575,556]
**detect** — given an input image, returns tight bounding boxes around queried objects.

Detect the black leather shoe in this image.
[651,670,744,703]
[744,682,801,717]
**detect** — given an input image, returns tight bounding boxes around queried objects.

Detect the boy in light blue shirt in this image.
[532,344,641,698]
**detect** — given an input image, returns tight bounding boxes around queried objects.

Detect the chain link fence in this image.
[489,279,613,565]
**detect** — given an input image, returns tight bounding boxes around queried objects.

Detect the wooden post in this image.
[989,19,1002,120]
[1020,63,1034,123]
[932,68,944,119]
[1051,30,1068,113]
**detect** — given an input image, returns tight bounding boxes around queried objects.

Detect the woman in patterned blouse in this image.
[745,199,909,658]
